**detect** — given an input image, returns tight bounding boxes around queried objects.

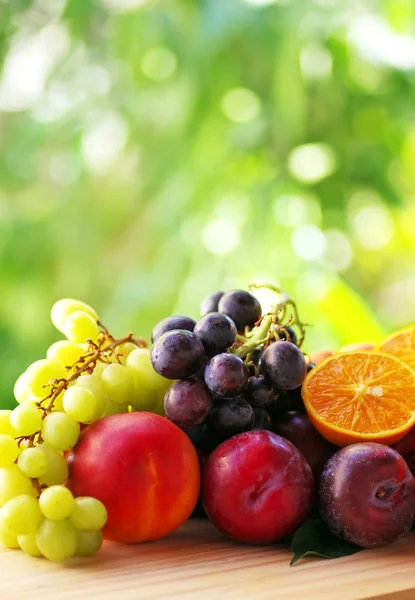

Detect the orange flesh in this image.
[378,326,415,371]
[302,351,415,446]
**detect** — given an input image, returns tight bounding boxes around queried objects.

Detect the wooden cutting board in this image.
[3,519,415,600]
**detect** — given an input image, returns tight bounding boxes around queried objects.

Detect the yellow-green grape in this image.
[25,359,67,398]
[127,348,170,390]
[75,375,106,421]
[126,349,171,412]
[38,445,68,486]
[0,435,19,467]
[0,466,35,506]
[0,522,19,549]
[69,497,107,531]
[114,342,138,366]
[39,486,75,521]
[91,362,107,377]
[47,340,85,368]
[151,386,169,417]
[0,410,14,437]
[51,299,99,334]
[0,495,42,535]
[18,447,49,478]
[41,412,80,452]
[76,530,103,557]
[63,386,96,424]
[51,392,64,412]
[10,403,43,437]
[101,397,129,417]
[63,311,99,343]
[101,364,135,405]
[18,531,42,557]
[14,372,30,404]
[36,518,78,562]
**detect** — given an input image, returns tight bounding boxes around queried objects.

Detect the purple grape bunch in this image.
[150,287,309,458]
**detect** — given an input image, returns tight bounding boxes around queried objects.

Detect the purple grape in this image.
[218,290,262,332]
[200,291,225,317]
[260,341,307,391]
[152,315,196,343]
[194,312,237,357]
[151,329,205,379]
[164,380,214,428]
[204,353,248,398]
[278,326,298,345]
[244,376,273,408]
[252,408,272,431]
[208,397,254,438]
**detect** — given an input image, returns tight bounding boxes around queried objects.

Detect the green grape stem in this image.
[233,283,307,360]
[13,328,146,452]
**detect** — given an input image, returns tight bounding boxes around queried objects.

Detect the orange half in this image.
[301,351,415,447]
[378,325,415,371]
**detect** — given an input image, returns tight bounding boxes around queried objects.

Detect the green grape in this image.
[38,444,69,486]
[151,386,169,417]
[18,531,42,557]
[114,342,138,366]
[127,348,170,390]
[101,363,135,405]
[63,311,99,343]
[14,372,30,404]
[69,497,107,531]
[0,522,19,549]
[51,392,64,412]
[0,465,35,506]
[10,403,43,437]
[41,412,80,452]
[18,447,49,478]
[76,529,103,557]
[39,486,75,521]
[0,410,14,437]
[47,340,85,368]
[0,495,41,535]
[101,397,129,417]
[91,362,107,377]
[63,386,96,424]
[36,518,78,562]
[25,359,67,398]
[75,375,106,421]
[51,298,99,334]
[0,435,19,467]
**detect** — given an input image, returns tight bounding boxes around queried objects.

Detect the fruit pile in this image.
[151,286,415,557]
[2,286,415,567]
[0,299,171,561]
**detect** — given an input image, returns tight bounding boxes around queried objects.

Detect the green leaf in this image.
[290,519,362,566]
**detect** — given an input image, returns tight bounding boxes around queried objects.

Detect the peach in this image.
[67,412,200,543]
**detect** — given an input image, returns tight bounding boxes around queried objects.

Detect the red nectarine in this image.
[67,412,200,543]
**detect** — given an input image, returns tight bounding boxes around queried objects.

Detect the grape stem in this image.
[232,283,307,359]
[37,330,146,413]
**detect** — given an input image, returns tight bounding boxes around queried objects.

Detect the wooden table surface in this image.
[3,519,415,600]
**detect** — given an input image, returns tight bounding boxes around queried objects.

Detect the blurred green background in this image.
[1,0,415,408]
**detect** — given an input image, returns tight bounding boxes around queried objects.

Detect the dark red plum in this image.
[320,443,415,549]
[202,430,314,544]
[272,411,336,478]
[392,426,415,476]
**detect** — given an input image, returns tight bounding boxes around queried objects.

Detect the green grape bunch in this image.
[0,299,171,561]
